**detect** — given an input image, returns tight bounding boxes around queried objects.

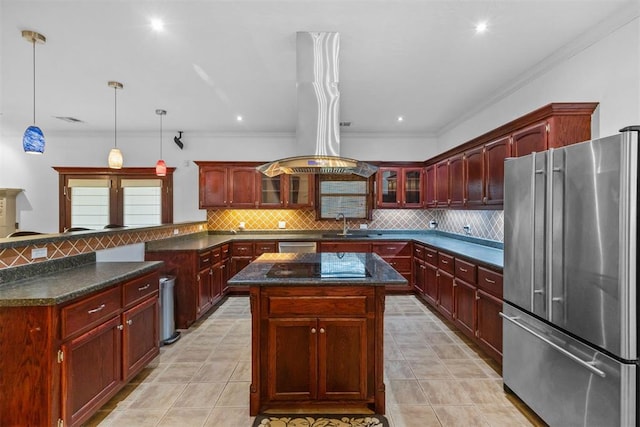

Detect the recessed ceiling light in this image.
[236,115,243,122]
[397,116,404,122]
[475,21,488,34]
[150,18,165,32]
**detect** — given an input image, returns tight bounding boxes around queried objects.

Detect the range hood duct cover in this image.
[257,32,377,178]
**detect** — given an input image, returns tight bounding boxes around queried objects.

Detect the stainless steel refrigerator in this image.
[503,127,639,426]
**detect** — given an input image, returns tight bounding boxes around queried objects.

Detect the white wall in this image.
[438,15,640,152]
[0,129,434,233]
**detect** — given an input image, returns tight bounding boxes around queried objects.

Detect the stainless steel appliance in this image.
[277,241,317,253]
[503,127,639,426]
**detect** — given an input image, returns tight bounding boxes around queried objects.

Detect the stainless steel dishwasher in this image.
[277,241,317,253]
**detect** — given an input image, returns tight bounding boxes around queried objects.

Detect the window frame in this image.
[54,167,174,232]
[316,174,375,220]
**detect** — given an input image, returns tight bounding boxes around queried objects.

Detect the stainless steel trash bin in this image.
[159,275,180,345]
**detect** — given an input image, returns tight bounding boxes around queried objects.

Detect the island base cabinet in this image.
[267,318,368,402]
[251,286,384,416]
[62,316,122,427]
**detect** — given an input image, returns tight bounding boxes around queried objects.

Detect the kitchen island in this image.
[228,252,407,415]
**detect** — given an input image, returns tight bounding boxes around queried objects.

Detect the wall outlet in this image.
[278,221,286,229]
[359,223,368,229]
[31,247,47,259]
[173,228,179,235]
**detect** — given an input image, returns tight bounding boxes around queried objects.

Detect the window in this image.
[317,174,374,220]
[55,167,173,232]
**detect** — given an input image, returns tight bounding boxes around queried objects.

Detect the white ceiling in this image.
[0,0,636,138]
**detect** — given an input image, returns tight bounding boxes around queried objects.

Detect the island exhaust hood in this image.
[257,32,377,178]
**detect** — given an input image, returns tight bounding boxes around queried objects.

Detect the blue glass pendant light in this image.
[22,30,46,154]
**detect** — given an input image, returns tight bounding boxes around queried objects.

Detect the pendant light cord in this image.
[159,113,163,159]
[114,86,118,149]
[32,39,36,124]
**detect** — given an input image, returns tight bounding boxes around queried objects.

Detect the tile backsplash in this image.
[207,209,504,242]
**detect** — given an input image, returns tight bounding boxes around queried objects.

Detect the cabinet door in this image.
[453,279,476,339]
[435,160,449,207]
[229,167,259,208]
[199,166,228,208]
[259,175,283,208]
[413,258,425,294]
[476,289,503,362]
[424,263,438,306]
[436,270,454,319]
[267,318,317,401]
[448,154,465,207]
[464,146,484,207]
[212,262,224,300]
[512,121,547,157]
[425,165,436,208]
[286,174,315,208]
[222,258,231,294]
[402,168,424,208]
[196,267,213,316]
[319,242,371,253]
[122,296,159,381]
[377,167,401,208]
[230,257,252,277]
[484,136,511,206]
[318,318,367,401]
[61,316,122,427]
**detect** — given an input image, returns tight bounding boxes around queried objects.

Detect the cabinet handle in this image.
[311,328,317,334]
[320,328,325,334]
[117,324,124,330]
[459,268,468,272]
[87,304,106,314]
[209,269,213,276]
[386,247,396,250]
[220,265,225,269]
[202,258,210,263]
[441,260,448,264]
[485,278,496,284]
[138,283,150,291]
[453,282,457,287]
[238,248,247,251]
[476,293,480,300]
[126,319,133,325]
[415,249,422,253]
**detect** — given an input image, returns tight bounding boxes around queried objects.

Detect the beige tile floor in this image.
[85,295,546,427]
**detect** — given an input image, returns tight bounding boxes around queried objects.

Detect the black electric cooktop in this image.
[265,254,372,279]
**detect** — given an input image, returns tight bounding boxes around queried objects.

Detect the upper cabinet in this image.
[376,166,424,209]
[424,102,598,210]
[197,162,314,209]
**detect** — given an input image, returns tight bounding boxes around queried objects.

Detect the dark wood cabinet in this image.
[259,175,284,208]
[512,121,547,157]
[464,146,484,207]
[435,160,449,207]
[0,269,160,427]
[476,289,503,362]
[252,285,384,415]
[424,165,436,208]
[484,136,511,206]
[413,257,426,294]
[453,258,477,339]
[229,167,260,208]
[448,154,465,207]
[319,241,371,253]
[372,241,412,291]
[436,270,454,319]
[285,174,315,208]
[199,166,228,208]
[376,167,424,208]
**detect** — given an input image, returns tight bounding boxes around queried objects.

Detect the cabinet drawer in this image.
[372,241,411,257]
[211,247,222,265]
[232,242,254,257]
[123,272,159,308]
[62,286,122,339]
[478,267,503,298]
[413,244,426,260]
[267,296,369,316]
[221,244,230,260]
[320,242,371,253]
[254,241,277,256]
[424,247,438,266]
[383,257,412,273]
[199,250,213,269]
[438,253,454,274]
[454,258,477,284]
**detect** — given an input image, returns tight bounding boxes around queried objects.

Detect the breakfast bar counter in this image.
[229,252,406,416]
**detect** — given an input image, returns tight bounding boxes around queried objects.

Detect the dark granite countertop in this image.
[227,252,407,287]
[146,230,504,269]
[0,261,163,307]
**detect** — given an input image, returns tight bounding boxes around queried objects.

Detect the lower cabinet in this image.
[413,245,503,364]
[267,317,367,402]
[251,285,384,415]
[0,268,160,427]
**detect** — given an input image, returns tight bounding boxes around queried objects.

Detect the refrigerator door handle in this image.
[532,154,545,311]
[499,312,606,378]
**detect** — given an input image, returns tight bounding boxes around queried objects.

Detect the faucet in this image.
[336,213,349,236]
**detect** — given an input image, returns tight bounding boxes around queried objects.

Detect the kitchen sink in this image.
[321,233,373,239]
